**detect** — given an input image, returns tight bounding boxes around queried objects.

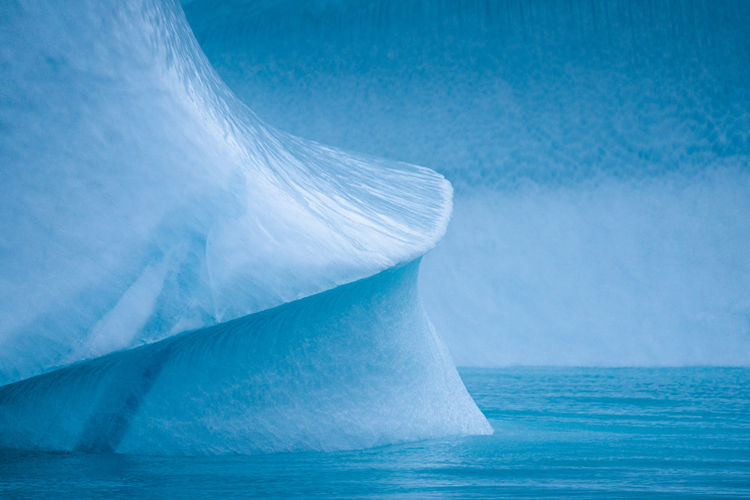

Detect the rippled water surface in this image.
[2,367,748,498]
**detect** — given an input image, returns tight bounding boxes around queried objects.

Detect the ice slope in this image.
[0,0,454,384]
[184,0,750,366]
[0,261,490,454]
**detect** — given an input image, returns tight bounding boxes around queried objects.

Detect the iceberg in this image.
[0,0,490,453]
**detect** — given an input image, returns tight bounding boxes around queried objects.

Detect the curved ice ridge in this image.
[0,0,450,382]
[0,0,490,453]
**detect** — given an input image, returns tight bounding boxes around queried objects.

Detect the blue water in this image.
[1,367,748,498]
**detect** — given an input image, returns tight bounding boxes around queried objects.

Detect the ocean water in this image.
[1,367,748,498]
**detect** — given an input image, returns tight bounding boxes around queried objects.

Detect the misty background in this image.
[184,0,750,366]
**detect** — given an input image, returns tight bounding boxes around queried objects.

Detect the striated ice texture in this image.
[183,0,750,366]
[0,0,490,453]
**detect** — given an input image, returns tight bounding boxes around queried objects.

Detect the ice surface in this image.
[184,0,750,366]
[0,0,453,384]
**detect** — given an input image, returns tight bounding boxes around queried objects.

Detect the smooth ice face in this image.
[0,0,452,384]
[0,261,491,455]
